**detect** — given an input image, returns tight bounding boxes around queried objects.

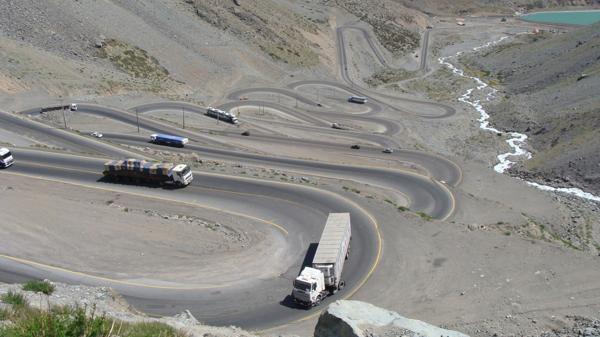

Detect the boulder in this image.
[314,300,469,337]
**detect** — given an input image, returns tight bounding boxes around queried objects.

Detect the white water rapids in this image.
[439,37,600,203]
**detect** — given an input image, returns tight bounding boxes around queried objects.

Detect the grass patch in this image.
[22,280,55,295]
[1,291,28,307]
[397,206,409,212]
[364,68,416,87]
[0,303,185,337]
[97,39,169,81]
[417,212,433,221]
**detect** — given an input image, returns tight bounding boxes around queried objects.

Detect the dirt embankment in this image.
[460,23,600,195]
[192,0,328,67]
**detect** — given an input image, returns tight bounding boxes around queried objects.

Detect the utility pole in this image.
[135,108,140,133]
[62,107,67,129]
[182,107,185,129]
[60,97,67,129]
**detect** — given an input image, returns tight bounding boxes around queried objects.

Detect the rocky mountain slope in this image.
[461,23,600,195]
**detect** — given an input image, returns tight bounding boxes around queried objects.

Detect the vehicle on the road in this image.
[350,144,360,149]
[0,148,14,168]
[383,148,394,154]
[331,122,343,130]
[206,107,239,124]
[70,103,78,111]
[103,159,193,187]
[241,130,250,136]
[348,96,368,104]
[292,213,351,307]
[150,133,188,147]
[90,131,103,138]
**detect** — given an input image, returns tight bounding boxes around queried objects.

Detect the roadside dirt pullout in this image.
[0,174,287,286]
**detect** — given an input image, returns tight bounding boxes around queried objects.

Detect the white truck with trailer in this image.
[292,213,351,307]
[103,159,193,187]
[0,148,14,168]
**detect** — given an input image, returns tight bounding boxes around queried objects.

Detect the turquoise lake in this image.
[521,10,600,25]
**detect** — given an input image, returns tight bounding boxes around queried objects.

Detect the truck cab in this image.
[0,148,14,168]
[171,164,194,186]
[292,267,327,307]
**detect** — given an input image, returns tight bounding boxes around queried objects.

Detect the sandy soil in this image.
[0,174,287,286]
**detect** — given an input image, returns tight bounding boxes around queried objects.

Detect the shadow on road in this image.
[279,243,318,310]
[97,176,182,190]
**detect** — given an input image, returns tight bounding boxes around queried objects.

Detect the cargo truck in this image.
[103,159,193,187]
[150,133,189,147]
[0,148,14,168]
[292,213,351,307]
[348,96,368,104]
[206,107,239,124]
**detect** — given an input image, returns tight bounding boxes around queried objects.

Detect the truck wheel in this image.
[175,181,183,188]
[339,281,345,290]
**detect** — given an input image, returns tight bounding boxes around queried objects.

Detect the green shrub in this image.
[0,304,185,337]
[1,291,27,307]
[22,280,55,295]
[417,212,433,221]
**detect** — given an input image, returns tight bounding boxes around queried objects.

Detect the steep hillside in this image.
[461,23,600,194]
[0,0,313,102]
[191,0,328,67]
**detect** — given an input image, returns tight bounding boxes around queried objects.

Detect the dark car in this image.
[351,145,360,149]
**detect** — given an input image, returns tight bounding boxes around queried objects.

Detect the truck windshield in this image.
[294,280,313,292]
[1,152,11,160]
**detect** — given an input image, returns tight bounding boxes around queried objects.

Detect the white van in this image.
[0,148,14,168]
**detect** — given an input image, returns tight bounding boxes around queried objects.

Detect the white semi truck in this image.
[292,213,351,307]
[0,148,14,168]
[103,159,193,187]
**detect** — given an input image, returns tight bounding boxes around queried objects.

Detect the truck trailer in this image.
[292,213,351,307]
[150,133,189,147]
[103,159,193,187]
[0,148,14,168]
[206,107,239,124]
[348,96,368,104]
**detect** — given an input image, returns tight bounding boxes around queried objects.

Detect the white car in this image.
[90,131,103,138]
[382,148,394,154]
[70,103,78,111]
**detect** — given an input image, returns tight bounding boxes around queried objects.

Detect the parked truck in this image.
[0,148,14,168]
[292,213,351,307]
[150,133,189,147]
[102,159,193,187]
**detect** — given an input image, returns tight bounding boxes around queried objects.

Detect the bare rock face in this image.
[314,300,469,337]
